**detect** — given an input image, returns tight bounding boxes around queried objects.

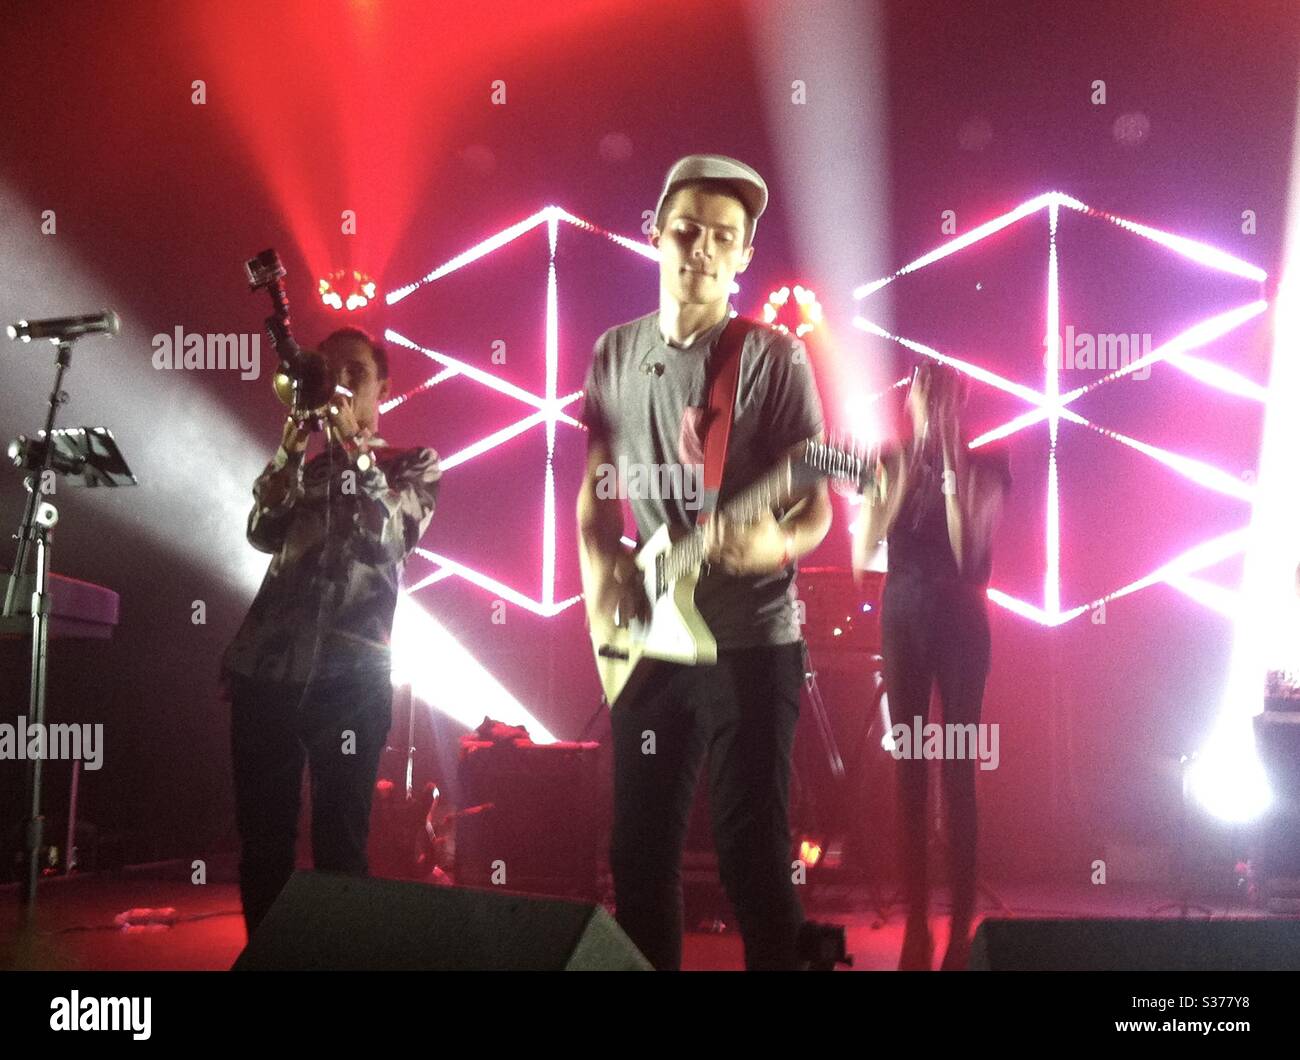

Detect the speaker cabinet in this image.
[233,871,649,970]
[970,917,1300,971]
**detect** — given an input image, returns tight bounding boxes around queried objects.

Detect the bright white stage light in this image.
[391,593,555,742]
[1195,72,1300,822]
[0,181,269,597]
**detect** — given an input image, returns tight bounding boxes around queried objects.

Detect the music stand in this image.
[4,417,135,920]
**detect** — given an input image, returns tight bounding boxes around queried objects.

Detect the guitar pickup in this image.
[597,644,630,661]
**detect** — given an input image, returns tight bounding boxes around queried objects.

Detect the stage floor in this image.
[0,860,1274,972]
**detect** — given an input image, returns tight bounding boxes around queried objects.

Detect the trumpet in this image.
[275,354,363,463]
[246,247,355,445]
[272,349,351,426]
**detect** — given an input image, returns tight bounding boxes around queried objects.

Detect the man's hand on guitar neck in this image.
[704,440,833,576]
[704,509,790,576]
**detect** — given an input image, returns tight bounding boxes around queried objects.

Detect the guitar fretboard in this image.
[659,439,870,586]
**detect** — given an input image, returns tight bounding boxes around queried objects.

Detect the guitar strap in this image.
[697,314,750,526]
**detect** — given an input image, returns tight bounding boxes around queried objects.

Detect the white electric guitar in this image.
[591,437,874,709]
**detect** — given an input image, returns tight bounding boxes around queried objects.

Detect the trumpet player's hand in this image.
[280,415,311,455]
[327,391,363,446]
[257,416,310,509]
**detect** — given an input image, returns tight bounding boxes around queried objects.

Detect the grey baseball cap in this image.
[654,154,768,236]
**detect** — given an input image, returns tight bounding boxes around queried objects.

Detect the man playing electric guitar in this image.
[577,155,831,970]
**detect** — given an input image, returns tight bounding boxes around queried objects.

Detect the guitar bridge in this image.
[597,644,630,661]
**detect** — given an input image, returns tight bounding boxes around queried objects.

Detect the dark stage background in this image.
[1,0,1295,887]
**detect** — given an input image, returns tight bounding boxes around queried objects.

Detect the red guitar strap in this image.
[697,315,749,526]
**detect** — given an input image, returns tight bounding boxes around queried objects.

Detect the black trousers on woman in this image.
[224,670,393,937]
[609,642,806,971]
[879,569,991,926]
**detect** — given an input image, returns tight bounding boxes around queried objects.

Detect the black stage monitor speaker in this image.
[970,917,1300,971]
[233,871,651,971]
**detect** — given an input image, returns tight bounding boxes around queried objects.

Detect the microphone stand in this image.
[4,338,75,920]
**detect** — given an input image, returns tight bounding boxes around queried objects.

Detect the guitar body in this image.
[591,524,717,710]
[588,438,872,711]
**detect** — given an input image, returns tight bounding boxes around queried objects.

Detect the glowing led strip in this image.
[958,301,1271,447]
[412,547,581,617]
[380,365,459,414]
[854,319,1064,408]
[1164,572,1240,618]
[853,192,1059,299]
[1071,420,1255,501]
[386,329,583,423]
[389,205,659,307]
[856,301,1269,450]
[854,191,1264,300]
[438,409,557,472]
[988,529,1248,627]
[554,206,661,261]
[1046,200,1061,617]
[404,567,456,593]
[386,208,554,305]
[1088,207,1268,282]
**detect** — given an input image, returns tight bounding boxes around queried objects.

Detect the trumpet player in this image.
[220,326,441,937]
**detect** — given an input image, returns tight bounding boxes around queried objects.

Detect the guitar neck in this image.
[663,464,792,582]
[661,439,869,585]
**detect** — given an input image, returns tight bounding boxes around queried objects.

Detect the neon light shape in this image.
[383,206,662,616]
[853,191,1269,625]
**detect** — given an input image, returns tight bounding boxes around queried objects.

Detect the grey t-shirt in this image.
[581,309,824,649]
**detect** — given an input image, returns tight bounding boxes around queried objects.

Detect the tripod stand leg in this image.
[20,528,54,920]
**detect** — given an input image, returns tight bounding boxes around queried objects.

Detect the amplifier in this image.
[456,738,601,900]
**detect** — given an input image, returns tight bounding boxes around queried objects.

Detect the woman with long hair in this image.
[853,361,1010,970]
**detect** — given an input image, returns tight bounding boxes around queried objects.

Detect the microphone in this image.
[7,309,121,343]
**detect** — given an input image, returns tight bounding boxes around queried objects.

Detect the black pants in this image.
[225,670,393,937]
[880,571,991,927]
[610,642,805,971]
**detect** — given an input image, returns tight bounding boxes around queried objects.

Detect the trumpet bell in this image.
[273,350,337,415]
